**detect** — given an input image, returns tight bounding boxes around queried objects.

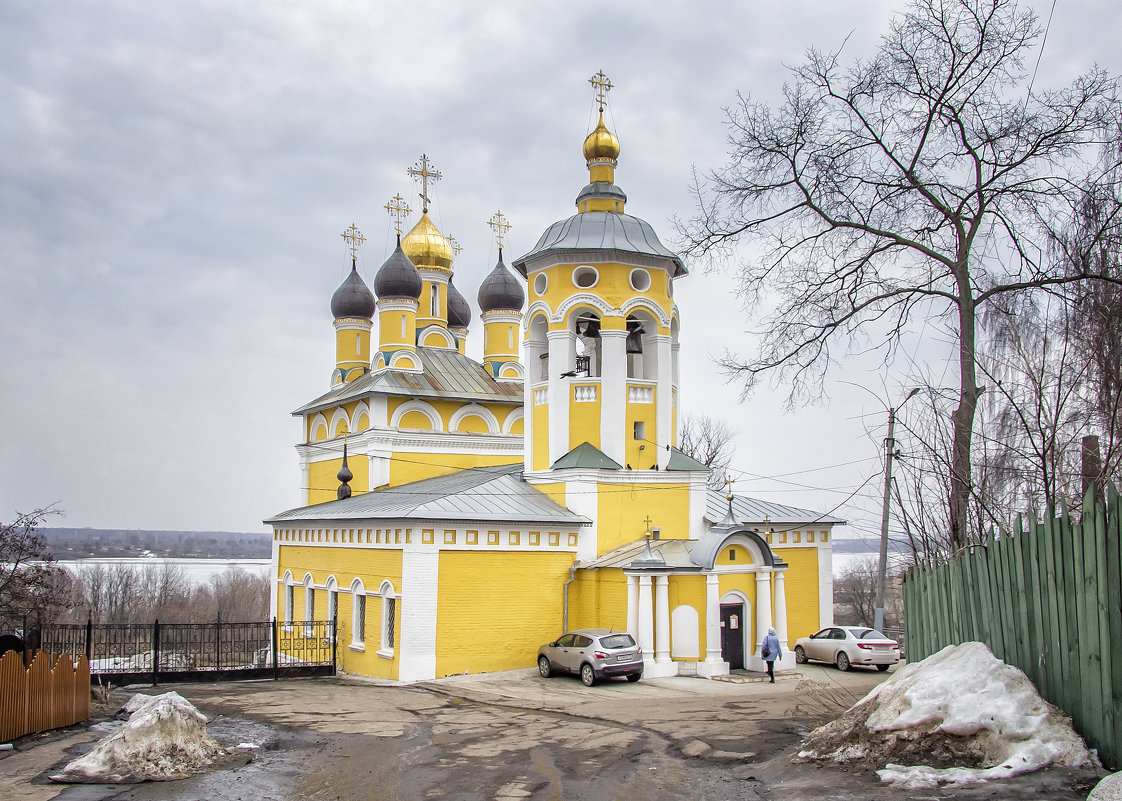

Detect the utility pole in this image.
[874,388,919,633]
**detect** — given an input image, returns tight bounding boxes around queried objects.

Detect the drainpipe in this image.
[562,564,578,631]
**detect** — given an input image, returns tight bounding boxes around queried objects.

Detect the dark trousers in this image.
[766,660,775,679]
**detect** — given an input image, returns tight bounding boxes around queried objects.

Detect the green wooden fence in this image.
[903,484,1122,768]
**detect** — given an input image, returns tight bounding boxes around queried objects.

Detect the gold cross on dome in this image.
[407,153,442,213]
[724,475,735,500]
[589,70,613,111]
[642,515,653,533]
[487,210,511,250]
[341,223,365,262]
[447,235,463,258]
[384,194,411,236]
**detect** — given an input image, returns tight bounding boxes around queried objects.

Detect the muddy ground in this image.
[2,665,1105,801]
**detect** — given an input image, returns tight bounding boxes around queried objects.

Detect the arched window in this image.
[431,284,440,318]
[572,310,602,377]
[351,578,366,648]
[325,577,338,642]
[303,574,315,638]
[379,580,397,655]
[282,571,294,630]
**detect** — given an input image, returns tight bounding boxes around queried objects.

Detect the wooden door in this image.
[720,603,745,670]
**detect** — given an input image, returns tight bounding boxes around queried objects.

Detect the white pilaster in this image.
[637,575,655,665]
[697,572,728,677]
[599,328,627,467]
[547,331,570,466]
[269,533,280,620]
[654,334,673,469]
[626,575,638,636]
[755,570,773,655]
[774,569,789,648]
[398,549,439,681]
[565,478,600,562]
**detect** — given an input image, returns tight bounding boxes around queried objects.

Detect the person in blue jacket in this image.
[762,627,782,683]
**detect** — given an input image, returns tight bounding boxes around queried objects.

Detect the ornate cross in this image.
[407,153,442,213]
[341,223,365,263]
[589,70,613,111]
[384,194,411,236]
[642,515,653,534]
[724,475,734,500]
[447,235,463,259]
[487,210,511,250]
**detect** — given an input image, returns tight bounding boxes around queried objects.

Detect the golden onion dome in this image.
[583,112,620,163]
[400,213,453,270]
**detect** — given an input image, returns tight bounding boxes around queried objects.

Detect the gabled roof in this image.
[704,491,846,527]
[266,464,590,527]
[550,442,623,470]
[293,346,522,416]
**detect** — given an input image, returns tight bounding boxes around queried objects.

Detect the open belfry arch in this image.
[266,72,844,682]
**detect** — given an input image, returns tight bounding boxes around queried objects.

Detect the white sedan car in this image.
[793,626,901,671]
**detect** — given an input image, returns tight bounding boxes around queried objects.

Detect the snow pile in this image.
[51,691,229,783]
[796,642,1096,788]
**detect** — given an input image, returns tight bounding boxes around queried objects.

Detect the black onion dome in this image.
[330,265,376,319]
[447,280,472,328]
[373,241,423,300]
[477,251,525,312]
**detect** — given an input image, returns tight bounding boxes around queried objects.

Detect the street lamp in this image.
[873,388,920,633]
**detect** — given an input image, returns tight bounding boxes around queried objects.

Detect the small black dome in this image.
[373,241,423,300]
[477,251,525,312]
[447,280,472,328]
[330,265,376,319]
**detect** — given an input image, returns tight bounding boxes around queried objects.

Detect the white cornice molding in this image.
[333,318,373,331]
[377,299,419,312]
[297,428,522,461]
[522,468,701,485]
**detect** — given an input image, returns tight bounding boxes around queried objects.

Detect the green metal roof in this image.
[665,447,709,471]
[549,442,623,470]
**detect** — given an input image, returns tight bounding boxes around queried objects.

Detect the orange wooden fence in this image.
[0,650,90,743]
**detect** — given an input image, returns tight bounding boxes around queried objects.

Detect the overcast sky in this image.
[2,1,1118,546]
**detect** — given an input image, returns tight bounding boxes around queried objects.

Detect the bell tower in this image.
[513,71,687,474]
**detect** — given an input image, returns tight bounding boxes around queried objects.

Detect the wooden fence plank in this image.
[1092,494,1115,767]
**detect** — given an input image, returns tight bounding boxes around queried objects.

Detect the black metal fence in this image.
[40,618,336,685]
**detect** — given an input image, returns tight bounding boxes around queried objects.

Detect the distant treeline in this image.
[41,527,272,559]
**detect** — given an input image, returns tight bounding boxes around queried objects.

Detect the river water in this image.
[55,557,272,586]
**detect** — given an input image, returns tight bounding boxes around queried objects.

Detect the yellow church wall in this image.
[388,452,520,486]
[532,402,549,471]
[715,544,756,566]
[773,548,823,643]
[275,544,403,680]
[335,328,368,365]
[568,385,601,450]
[354,412,370,431]
[509,416,524,435]
[398,410,435,431]
[308,457,369,505]
[435,551,574,676]
[455,414,489,433]
[668,574,709,657]
[624,396,658,469]
[595,482,690,554]
[567,570,628,632]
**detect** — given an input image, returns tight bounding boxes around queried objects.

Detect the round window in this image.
[533,273,548,295]
[667,277,674,298]
[629,268,651,292]
[572,266,599,289]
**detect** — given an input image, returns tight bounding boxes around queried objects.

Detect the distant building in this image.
[266,74,842,681]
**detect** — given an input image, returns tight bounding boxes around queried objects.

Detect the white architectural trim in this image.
[620,296,671,328]
[388,350,422,371]
[417,324,456,349]
[501,407,524,434]
[352,401,371,431]
[390,399,443,431]
[553,293,615,322]
[328,407,351,438]
[449,403,499,434]
[309,413,328,442]
[399,551,438,681]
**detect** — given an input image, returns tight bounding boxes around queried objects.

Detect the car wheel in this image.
[580,663,597,687]
[626,673,641,683]
[836,651,851,671]
[794,646,807,664]
[538,656,553,678]
[877,664,890,672]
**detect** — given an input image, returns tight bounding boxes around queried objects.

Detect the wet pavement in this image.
[1,664,1105,801]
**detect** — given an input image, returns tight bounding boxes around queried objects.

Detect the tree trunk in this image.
[950,269,981,548]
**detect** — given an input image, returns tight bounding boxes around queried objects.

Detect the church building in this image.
[266,73,843,682]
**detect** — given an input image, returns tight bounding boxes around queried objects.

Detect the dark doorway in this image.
[720,603,745,670]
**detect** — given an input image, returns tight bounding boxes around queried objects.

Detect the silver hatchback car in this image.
[537,628,643,686]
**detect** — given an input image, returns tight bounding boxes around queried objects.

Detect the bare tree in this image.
[0,507,65,634]
[834,557,905,630]
[678,413,737,489]
[680,0,1122,546]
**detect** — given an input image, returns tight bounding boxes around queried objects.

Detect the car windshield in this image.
[599,634,636,649]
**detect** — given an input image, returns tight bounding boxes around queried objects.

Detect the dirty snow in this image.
[796,641,1096,788]
[51,691,229,783]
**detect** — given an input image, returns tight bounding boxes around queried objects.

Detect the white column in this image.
[654,334,673,468]
[626,574,639,636]
[697,573,727,677]
[654,575,671,663]
[637,575,655,664]
[774,569,789,648]
[755,571,773,658]
[599,328,627,467]
[546,330,571,466]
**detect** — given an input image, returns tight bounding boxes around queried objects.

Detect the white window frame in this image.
[282,571,294,631]
[350,578,366,651]
[303,574,315,638]
[325,576,338,642]
[378,580,398,658]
